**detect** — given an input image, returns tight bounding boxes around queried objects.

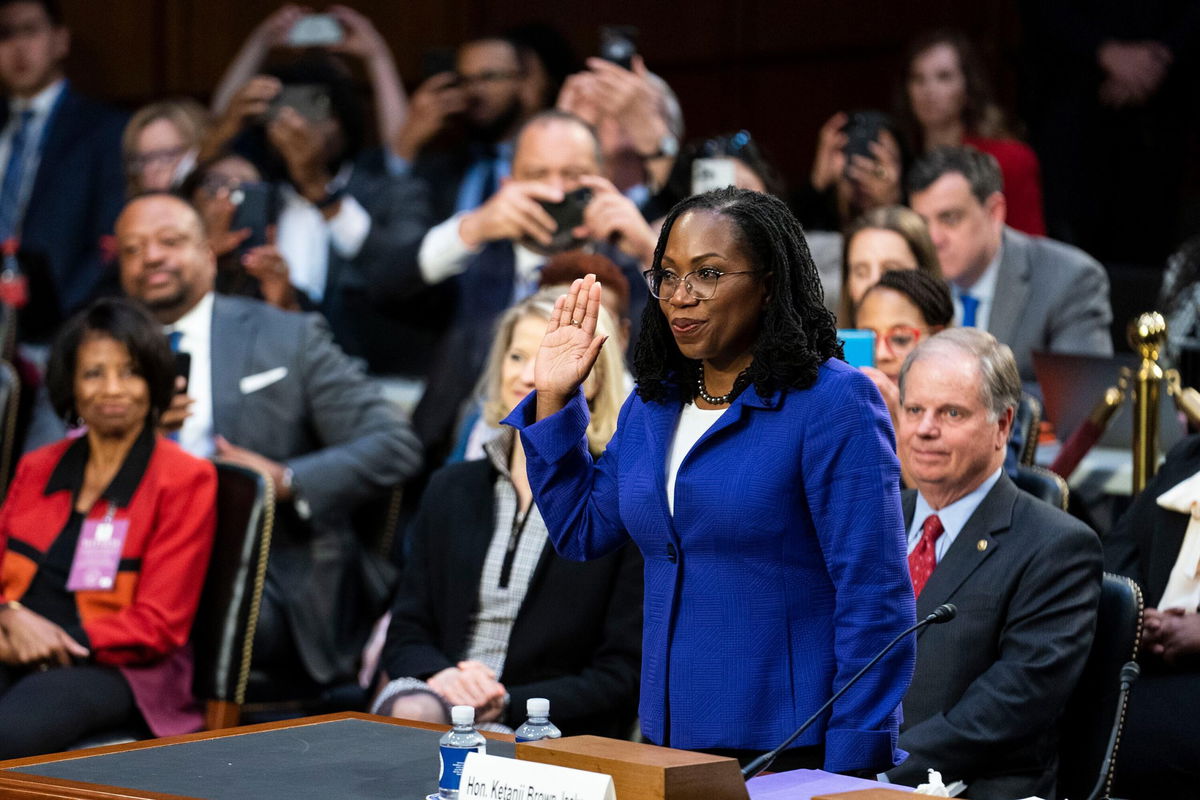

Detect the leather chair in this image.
[192,461,275,729]
[1013,464,1069,511]
[1057,573,1144,800]
[1015,392,1042,467]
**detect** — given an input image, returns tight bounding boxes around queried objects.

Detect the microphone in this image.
[741,603,957,780]
[1084,661,1140,800]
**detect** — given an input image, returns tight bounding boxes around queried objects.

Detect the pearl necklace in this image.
[696,364,736,405]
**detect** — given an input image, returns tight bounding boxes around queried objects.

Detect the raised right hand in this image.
[811,111,848,192]
[391,73,467,160]
[535,275,608,419]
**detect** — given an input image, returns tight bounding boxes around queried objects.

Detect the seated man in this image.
[115,192,423,695]
[907,146,1112,388]
[887,327,1102,799]
[1104,435,1200,796]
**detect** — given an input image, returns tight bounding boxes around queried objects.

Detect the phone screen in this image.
[288,14,343,47]
[838,329,876,369]
[692,158,738,196]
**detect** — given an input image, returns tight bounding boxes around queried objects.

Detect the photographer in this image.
[399,110,651,466]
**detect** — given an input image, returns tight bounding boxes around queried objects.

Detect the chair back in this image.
[1057,573,1143,800]
[1015,392,1042,467]
[0,359,18,499]
[191,461,274,728]
[1013,464,1069,511]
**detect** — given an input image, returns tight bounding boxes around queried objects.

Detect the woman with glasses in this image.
[122,99,209,196]
[853,268,954,430]
[505,187,915,775]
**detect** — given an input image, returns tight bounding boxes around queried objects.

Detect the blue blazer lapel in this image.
[209,297,257,444]
[915,477,1016,637]
[639,394,683,541]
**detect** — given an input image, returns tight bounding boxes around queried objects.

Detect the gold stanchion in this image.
[1129,312,1167,494]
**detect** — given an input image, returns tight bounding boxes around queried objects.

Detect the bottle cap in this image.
[527,698,549,717]
[451,705,475,725]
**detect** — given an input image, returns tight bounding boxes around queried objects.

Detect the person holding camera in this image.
[396,110,652,467]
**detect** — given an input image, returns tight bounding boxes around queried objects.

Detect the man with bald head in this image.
[399,110,651,462]
[114,192,422,695]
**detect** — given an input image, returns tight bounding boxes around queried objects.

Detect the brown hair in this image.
[122,98,210,197]
[839,205,941,327]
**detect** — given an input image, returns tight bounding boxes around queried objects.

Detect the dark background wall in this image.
[57,0,1022,195]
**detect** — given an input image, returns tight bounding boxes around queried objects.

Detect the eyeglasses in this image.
[130,146,189,172]
[864,325,924,356]
[643,267,757,300]
[457,70,523,87]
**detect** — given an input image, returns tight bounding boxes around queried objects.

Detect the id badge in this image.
[66,517,129,591]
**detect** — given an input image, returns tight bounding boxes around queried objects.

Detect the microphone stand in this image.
[1084,661,1140,800]
[741,603,957,780]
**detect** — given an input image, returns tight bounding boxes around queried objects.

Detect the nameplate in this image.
[460,752,616,800]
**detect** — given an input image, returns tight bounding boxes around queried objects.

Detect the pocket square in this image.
[239,366,288,394]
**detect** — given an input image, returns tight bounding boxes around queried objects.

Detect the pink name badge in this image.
[66,518,130,591]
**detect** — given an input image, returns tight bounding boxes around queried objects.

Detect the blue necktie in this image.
[166,330,183,442]
[0,109,35,242]
[960,293,980,328]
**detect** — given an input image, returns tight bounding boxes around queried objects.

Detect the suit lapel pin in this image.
[977,539,988,551]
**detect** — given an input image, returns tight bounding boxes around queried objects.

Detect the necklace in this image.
[696,364,737,405]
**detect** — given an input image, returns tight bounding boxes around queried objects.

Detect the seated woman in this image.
[853,267,953,426]
[123,98,210,196]
[0,298,217,759]
[838,205,940,327]
[375,289,642,736]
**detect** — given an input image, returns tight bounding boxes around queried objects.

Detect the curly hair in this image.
[862,267,954,329]
[633,187,843,403]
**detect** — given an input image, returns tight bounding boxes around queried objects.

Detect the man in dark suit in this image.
[908,146,1112,388]
[114,192,423,692]
[886,327,1102,799]
[1104,435,1200,796]
[0,0,125,340]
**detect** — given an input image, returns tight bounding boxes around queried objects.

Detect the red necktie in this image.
[908,514,944,596]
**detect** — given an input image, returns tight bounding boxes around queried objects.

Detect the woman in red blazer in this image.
[0,298,216,759]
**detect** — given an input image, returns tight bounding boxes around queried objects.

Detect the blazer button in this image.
[667,543,677,563]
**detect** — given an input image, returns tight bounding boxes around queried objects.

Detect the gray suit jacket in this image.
[989,227,1113,385]
[211,294,422,683]
[888,475,1102,800]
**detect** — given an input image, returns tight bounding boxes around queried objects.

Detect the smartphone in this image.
[838,329,876,369]
[288,14,343,47]
[421,47,458,81]
[692,158,738,196]
[173,352,191,395]
[599,26,638,70]
[230,182,273,252]
[841,110,890,172]
[269,84,333,123]
[533,187,593,253]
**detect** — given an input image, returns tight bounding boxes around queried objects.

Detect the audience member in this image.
[207,53,435,379]
[376,289,641,736]
[510,189,915,773]
[907,146,1112,387]
[122,98,209,196]
[407,109,650,465]
[506,23,581,118]
[898,30,1044,235]
[887,328,1102,798]
[209,5,408,155]
[853,267,952,427]
[114,192,422,696]
[838,205,940,327]
[0,0,126,341]
[180,154,299,311]
[394,35,529,220]
[1156,233,1200,368]
[0,297,216,758]
[646,130,785,224]
[1104,434,1200,796]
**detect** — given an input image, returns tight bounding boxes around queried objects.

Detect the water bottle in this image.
[437,705,487,799]
[514,697,561,742]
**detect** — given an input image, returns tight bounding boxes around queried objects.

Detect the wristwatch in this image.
[281,467,312,520]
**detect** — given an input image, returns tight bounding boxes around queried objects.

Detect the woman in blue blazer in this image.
[505,188,916,774]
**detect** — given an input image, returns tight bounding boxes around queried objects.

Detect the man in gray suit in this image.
[886,328,1102,799]
[114,192,422,692]
[908,146,1113,387]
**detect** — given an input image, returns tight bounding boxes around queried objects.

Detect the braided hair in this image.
[634,187,843,403]
[863,268,954,329]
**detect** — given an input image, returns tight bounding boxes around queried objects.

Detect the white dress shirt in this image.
[166,292,215,458]
[1154,470,1200,611]
[953,242,1003,331]
[0,78,64,233]
[418,212,545,303]
[908,467,1004,562]
[665,402,725,515]
[275,165,371,304]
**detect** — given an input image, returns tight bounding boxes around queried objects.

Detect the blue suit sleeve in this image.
[804,368,916,772]
[503,389,632,561]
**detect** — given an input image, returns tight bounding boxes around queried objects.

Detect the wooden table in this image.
[0,711,515,800]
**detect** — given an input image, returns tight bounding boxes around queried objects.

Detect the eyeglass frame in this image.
[859,324,925,357]
[642,267,760,301]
